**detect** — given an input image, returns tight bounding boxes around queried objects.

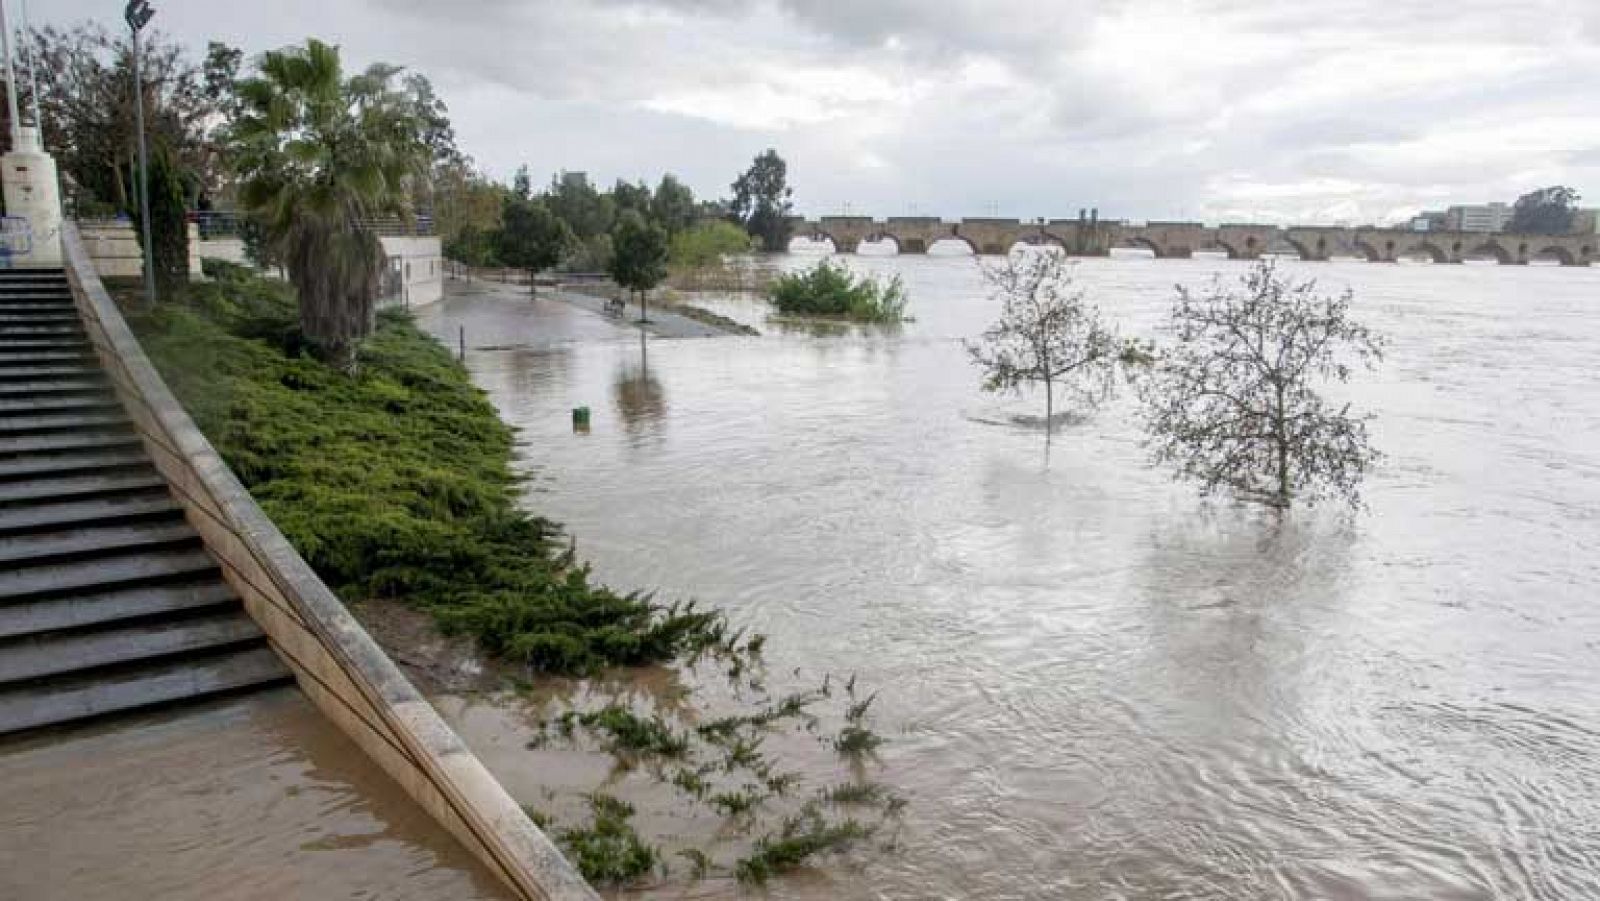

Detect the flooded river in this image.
[421,255,1600,899]
[0,688,509,900]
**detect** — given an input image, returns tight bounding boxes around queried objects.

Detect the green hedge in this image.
[133,265,728,674]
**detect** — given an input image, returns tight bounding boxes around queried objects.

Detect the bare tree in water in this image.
[1139,260,1384,510]
[965,251,1124,435]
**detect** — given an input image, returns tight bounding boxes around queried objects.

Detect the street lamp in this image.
[126,0,156,305]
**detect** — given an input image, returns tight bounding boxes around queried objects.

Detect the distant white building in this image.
[1445,203,1512,233]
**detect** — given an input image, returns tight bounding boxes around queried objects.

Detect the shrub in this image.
[768,260,907,323]
[131,272,736,675]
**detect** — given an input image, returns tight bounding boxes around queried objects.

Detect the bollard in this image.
[572,406,591,433]
[459,325,465,361]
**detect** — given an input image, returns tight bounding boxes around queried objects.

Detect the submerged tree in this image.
[964,251,1123,434]
[229,39,428,371]
[609,210,670,322]
[1139,260,1384,510]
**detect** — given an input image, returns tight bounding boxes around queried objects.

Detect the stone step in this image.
[0,314,81,324]
[0,296,75,306]
[0,578,235,640]
[0,378,109,397]
[0,411,129,436]
[0,364,104,383]
[0,304,76,314]
[0,519,194,567]
[0,430,141,459]
[0,609,264,684]
[0,470,166,506]
[0,447,149,483]
[0,643,290,735]
[0,351,94,368]
[0,546,217,602]
[0,490,179,537]
[0,339,92,354]
[0,324,84,339]
[0,394,119,416]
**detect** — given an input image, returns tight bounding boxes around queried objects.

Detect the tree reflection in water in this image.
[612,331,667,446]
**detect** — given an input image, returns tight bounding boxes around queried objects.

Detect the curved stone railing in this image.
[60,223,596,901]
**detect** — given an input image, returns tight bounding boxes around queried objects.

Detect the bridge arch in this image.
[1121,237,1163,258]
[1354,240,1385,262]
[787,231,837,254]
[928,236,979,255]
[1396,241,1448,264]
[1532,245,1576,266]
[1010,234,1067,254]
[1196,238,1240,258]
[1464,242,1512,264]
[858,232,901,255]
[1283,236,1323,261]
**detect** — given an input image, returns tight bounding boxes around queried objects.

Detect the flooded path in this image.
[0,688,510,900]
[418,256,1600,899]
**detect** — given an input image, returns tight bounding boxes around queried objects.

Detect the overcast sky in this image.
[35,0,1600,224]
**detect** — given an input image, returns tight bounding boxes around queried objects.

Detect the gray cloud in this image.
[34,0,1600,223]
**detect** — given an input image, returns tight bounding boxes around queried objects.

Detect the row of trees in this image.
[448,149,794,278]
[10,21,798,367]
[966,256,1383,511]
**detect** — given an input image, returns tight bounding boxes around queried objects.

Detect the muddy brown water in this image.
[0,687,510,900]
[417,255,1600,900]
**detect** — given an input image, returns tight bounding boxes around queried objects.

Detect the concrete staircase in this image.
[0,268,290,735]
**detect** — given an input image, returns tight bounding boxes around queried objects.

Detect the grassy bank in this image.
[130,265,735,675]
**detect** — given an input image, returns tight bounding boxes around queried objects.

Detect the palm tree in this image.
[228,39,426,371]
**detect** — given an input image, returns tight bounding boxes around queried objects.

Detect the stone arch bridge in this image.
[787,216,1596,266]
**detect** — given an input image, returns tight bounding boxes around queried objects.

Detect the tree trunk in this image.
[528,268,536,297]
[1044,376,1054,435]
[1274,384,1290,507]
[640,288,648,323]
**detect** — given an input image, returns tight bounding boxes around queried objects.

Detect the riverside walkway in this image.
[0,267,288,732]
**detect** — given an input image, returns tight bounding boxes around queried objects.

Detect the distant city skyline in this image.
[36,0,1600,225]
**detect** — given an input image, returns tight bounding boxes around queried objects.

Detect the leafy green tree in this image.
[1139,260,1384,510]
[129,139,192,296]
[611,179,653,219]
[609,210,669,322]
[512,164,533,200]
[1507,186,1581,235]
[498,196,572,293]
[651,174,696,235]
[548,171,614,238]
[730,149,794,252]
[229,39,428,371]
[18,23,231,212]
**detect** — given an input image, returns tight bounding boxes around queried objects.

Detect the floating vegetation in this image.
[558,705,690,759]
[709,787,764,817]
[834,725,884,758]
[559,794,659,886]
[735,806,872,885]
[824,781,898,808]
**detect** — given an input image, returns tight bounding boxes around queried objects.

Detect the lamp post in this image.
[126,0,156,305]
